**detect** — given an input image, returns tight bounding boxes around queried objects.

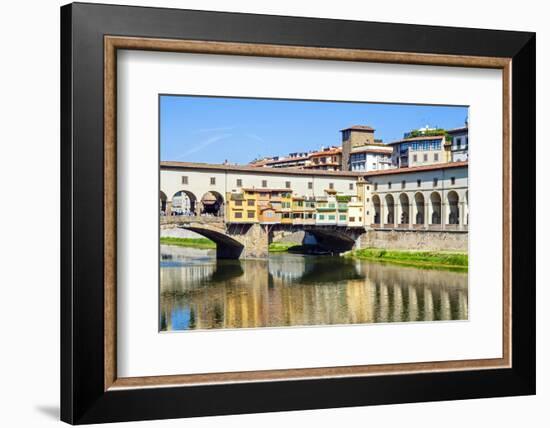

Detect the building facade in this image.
[388,135,450,168]
[349,146,393,172]
[361,162,468,229]
[448,126,469,162]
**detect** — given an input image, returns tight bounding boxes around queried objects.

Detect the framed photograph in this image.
[61,2,535,424]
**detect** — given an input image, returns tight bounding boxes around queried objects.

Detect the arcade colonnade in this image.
[371,189,468,229]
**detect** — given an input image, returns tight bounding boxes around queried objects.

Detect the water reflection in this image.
[160,245,468,331]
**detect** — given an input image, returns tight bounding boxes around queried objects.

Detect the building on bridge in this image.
[160,160,468,232]
[161,161,360,218]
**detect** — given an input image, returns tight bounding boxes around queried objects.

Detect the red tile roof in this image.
[341,125,375,132]
[161,161,361,177]
[364,161,468,177]
[386,135,446,145]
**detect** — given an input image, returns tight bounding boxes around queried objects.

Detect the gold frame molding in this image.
[104,36,512,391]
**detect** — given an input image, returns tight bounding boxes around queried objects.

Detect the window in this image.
[423,154,428,162]
[339,215,347,221]
[285,181,291,189]
[318,214,325,220]
[367,185,370,190]
[434,153,439,161]
[247,199,254,206]
[329,182,334,190]
[388,182,392,189]
[247,211,255,219]
[235,212,242,219]
[417,179,421,187]
[235,200,243,207]
[262,180,267,188]
[236,178,242,187]
[181,176,188,185]
[308,181,313,189]
[359,217,362,221]
[349,183,354,190]
[456,137,462,148]
[401,180,406,189]
[328,215,336,220]
[413,154,418,162]
[374,183,378,191]
[349,217,355,222]
[210,177,216,185]
[433,178,438,187]
[451,177,456,185]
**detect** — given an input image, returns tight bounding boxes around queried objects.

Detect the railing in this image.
[371,222,468,232]
[160,214,225,225]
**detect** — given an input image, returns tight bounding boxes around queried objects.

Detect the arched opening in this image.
[183,226,244,259]
[430,192,442,225]
[201,191,224,217]
[372,195,381,224]
[414,192,425,225]
[172,190,198,216]
[399,193,409,224]
[385,194,395,225]
[447,191,460,225]
[160,191,167,215]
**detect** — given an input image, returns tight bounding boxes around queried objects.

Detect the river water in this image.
[160,245,468,331]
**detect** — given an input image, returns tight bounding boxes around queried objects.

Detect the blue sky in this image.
[160,95,468,164]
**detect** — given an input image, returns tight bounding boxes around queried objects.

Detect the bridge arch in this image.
[447,190,460,224]
[385,194,395,224]
[171,190,198,216]
[414,192,425,225]
[430,191,442,224]
[305,228,356,253]
[200,191,224,217]
[180,225,245,259]
[399,193,409,224]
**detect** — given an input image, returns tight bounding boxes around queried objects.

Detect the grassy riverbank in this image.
[345,248,468,271]
[160,237,301,253]
[268,242,301,252]
[160,237,216,249]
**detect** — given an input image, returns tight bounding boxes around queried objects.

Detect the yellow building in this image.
[226,189,258,223]
[291,195,305,225]
[280,191,293,224]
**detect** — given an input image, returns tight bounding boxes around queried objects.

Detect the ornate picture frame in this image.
[61,3,535,424]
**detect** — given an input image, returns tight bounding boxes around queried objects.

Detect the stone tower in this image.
[340,125,376,171]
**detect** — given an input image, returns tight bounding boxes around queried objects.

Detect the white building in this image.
[448,126,469,162]
[349,146,393,172]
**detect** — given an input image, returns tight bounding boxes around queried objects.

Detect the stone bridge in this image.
[161,216,271,259]
[160,216,366,259]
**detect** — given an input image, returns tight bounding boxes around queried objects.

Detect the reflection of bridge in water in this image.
[160,249,468,331]
[161,215,365,259]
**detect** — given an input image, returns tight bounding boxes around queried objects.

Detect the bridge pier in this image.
[225,223,270,259]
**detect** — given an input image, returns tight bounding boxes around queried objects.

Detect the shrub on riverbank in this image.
[346,248,468,270]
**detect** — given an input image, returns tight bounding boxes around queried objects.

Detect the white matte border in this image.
[117,50,503,378]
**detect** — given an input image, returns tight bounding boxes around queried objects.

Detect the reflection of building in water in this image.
[160,249,468,331]
[268,256,309,282]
